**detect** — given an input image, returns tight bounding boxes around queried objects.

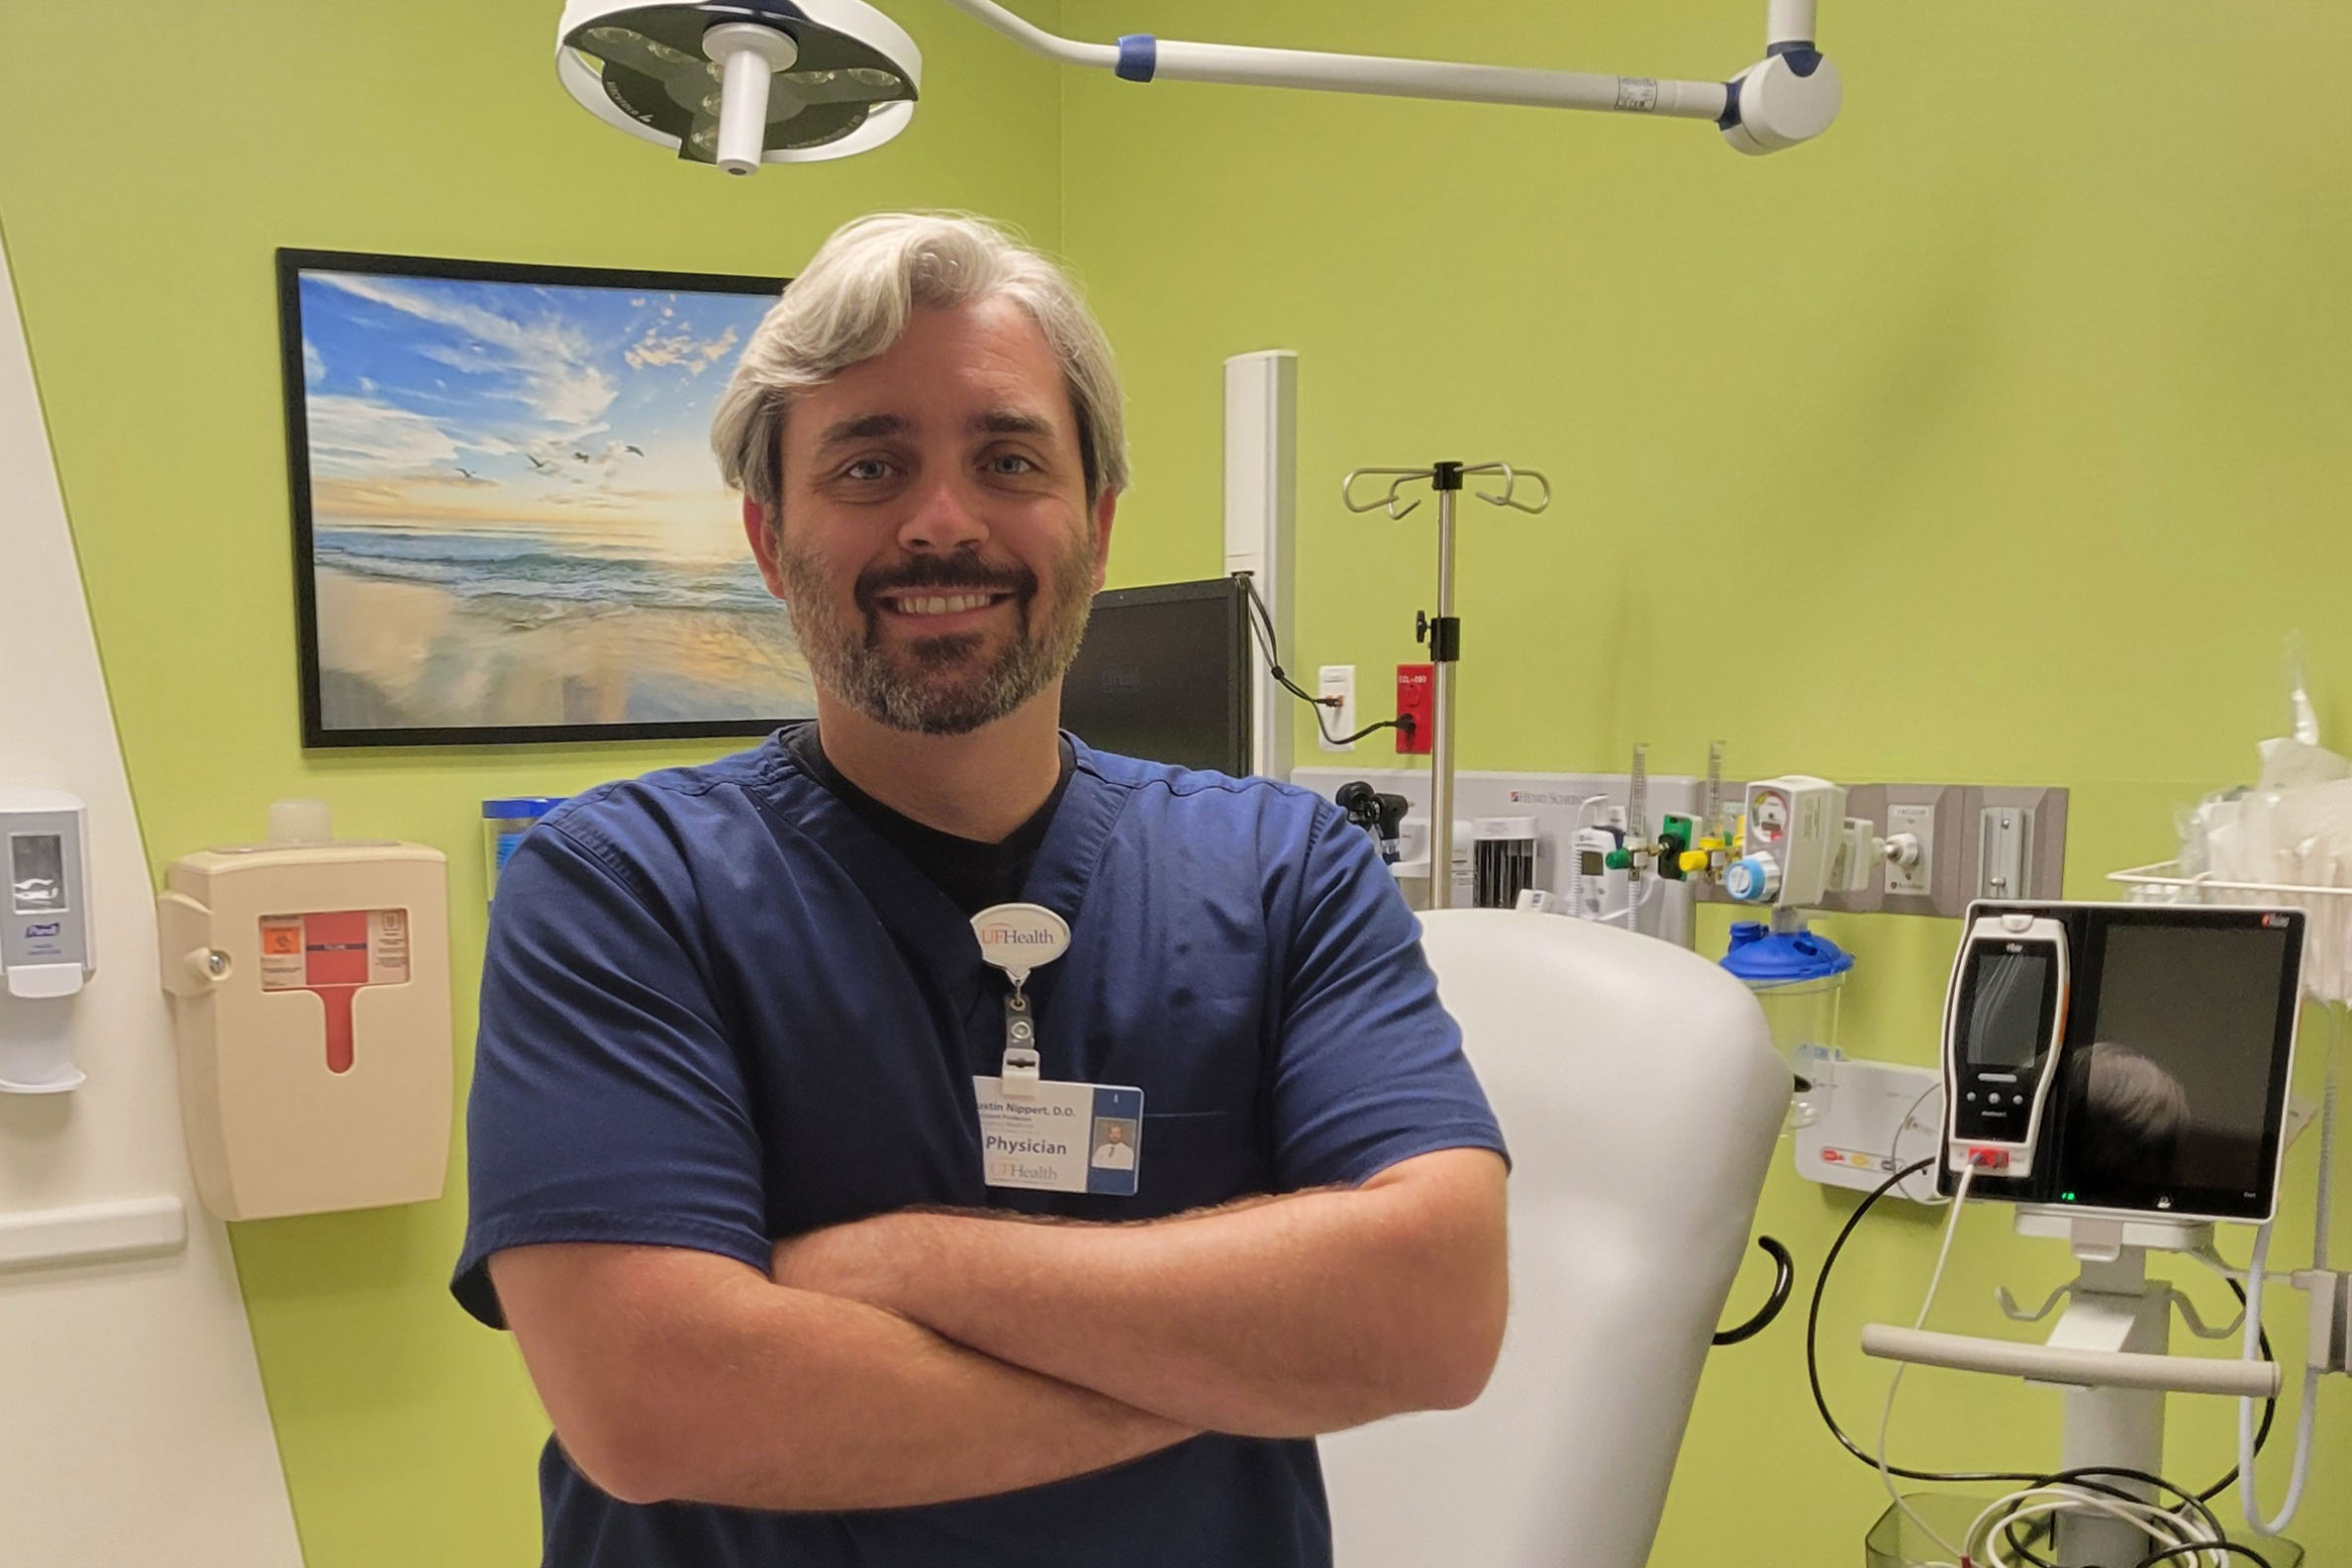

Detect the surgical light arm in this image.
[931,0,1841,156]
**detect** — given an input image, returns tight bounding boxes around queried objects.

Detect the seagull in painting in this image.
[572,450,592,462]
[527,453,553,471]
[625,444,644,456]
[455,466,479,480]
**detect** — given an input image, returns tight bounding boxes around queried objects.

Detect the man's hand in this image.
[768,1147,1509,1438]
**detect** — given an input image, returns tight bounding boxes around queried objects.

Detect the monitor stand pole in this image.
[2039,1246,2175,1566]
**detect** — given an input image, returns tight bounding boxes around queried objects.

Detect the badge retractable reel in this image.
[970,902,1144,1198]
[1942,910,2070,1178]
[976,902,1063,1099]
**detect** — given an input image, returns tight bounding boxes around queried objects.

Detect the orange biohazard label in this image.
[257,909,412,1074]
[258,915,307,991]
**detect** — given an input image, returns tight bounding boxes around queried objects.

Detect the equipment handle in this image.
[1861,1323,2283,1398]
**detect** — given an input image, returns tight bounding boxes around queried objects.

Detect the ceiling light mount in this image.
[556,1,1838,175]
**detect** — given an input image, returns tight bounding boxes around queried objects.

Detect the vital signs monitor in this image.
[1939,902,2305,1224]
[1943,911,2071,1178]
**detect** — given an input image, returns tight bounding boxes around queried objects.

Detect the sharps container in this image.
[1719,920,1853,1129]
[482,797,564,906]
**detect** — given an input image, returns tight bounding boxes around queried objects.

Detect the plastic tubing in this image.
[2239,1008,2339,1534]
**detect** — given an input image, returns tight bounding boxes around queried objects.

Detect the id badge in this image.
[972,1077,1143,1196]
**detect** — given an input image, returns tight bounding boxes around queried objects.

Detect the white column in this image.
[0,231,302,1565]
[1223,349,1297,781]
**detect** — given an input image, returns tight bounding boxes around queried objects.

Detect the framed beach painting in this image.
[277,248,808,746]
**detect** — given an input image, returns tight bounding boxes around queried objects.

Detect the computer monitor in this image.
[1941,902,2305,1224]
[1060,578,1253,776]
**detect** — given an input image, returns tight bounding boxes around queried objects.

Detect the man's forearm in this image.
[773,1148,1509,1438]
[493,1244,1194,1512]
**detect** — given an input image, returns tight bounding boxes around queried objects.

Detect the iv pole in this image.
[1343,462,1551,910]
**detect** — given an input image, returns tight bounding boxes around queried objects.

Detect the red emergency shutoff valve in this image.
[1395,664,1433,755]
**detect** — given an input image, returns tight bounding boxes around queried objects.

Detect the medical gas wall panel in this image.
[158,841,451,1220]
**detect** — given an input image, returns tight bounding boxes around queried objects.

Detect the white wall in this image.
[0,229,304,1564]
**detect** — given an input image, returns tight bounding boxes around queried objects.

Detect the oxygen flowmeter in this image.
[156,801,451,1220]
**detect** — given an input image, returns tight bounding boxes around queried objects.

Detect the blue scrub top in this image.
[454,732,1506,1568]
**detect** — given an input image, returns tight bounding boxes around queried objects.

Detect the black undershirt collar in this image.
[783,722,1076,918]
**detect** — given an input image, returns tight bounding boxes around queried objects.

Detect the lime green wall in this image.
[1060,0,2351,1561]
[0,4,1062,1563]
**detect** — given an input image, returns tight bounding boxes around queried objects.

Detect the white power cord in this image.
[1964,1488,2236,1568]
[1889,1080,1950,1208]
[1877,1161,1977,1566]
[2236,1222,2319,1536]
[1871,1151,2257,1568]
[1869,1160,2242,1568]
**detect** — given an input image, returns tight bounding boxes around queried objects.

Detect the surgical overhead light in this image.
[556,2,925,173]
[556,0,1841,175]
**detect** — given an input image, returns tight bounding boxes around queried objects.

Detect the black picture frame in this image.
[277,247,797,747]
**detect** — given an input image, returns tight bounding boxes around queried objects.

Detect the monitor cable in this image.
[1823,1159,2279,1568]
[1809,1158,2276,1498]
[1964,1484,2267,1568]
[1232,572,1414,749]
[2132,1547,2274,1568]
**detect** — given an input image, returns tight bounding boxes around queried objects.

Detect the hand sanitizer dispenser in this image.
[0,789,95,1094]
[156,802,450,1220]
[2,790,93,998]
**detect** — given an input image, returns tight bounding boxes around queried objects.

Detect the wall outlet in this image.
[1317,664,1356,752]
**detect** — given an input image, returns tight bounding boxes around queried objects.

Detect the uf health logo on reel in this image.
[972,902,1072,985]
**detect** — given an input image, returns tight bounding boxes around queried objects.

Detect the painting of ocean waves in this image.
[313,527,779,617]
[285,252,809,742]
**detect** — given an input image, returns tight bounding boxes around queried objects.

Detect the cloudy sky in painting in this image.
[297,267,779,560]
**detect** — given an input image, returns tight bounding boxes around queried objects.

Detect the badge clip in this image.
[1001,987,1041,1100]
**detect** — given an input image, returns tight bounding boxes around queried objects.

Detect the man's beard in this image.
[776,531,1098,736]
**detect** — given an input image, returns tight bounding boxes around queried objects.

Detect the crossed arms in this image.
[489,1145,1508,1512]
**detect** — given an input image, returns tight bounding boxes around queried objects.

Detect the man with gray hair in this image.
[454,212,1509,1568]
